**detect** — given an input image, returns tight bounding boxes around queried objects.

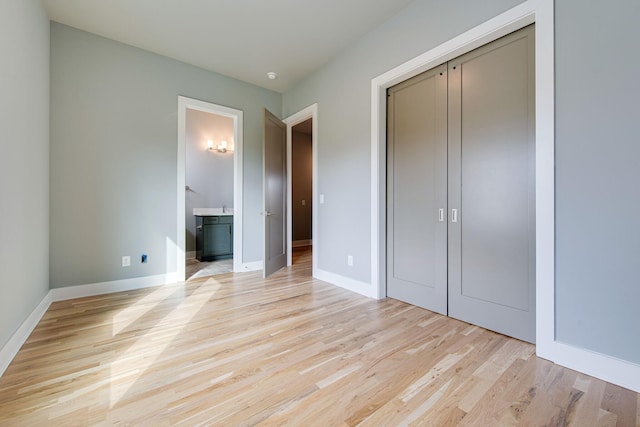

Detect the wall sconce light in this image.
[207,139,233,153]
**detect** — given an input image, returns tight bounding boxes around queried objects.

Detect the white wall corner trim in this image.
[0,293,53,377]
[284,103,319,279]
[315,269,376,299]
[370,0,639,393]
[531,0,556,369]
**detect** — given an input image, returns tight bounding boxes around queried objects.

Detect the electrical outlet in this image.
[301,199,306,206]
[141,254,148,263]
[122,256,131,267]
[347,255,353,266]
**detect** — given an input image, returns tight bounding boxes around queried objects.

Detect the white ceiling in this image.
[43,0,415,93]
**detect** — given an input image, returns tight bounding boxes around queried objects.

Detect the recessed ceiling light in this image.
[267,72,278,80]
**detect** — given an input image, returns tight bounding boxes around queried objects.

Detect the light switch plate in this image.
[122,256,131,267]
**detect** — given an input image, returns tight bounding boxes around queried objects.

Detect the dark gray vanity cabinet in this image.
[195,215,233,261]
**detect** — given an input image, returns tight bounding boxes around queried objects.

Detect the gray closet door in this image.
[387,64,448,315]
[448,26,535,342]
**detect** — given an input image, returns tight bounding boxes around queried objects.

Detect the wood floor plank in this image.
[569,378,606,427]
[0,247,637,426]
[601,382,638,427]
[453,357,531,426]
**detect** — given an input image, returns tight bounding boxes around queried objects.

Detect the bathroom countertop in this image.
[193,208,234,216]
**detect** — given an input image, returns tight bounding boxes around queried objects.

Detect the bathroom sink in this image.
[193,208,234,216]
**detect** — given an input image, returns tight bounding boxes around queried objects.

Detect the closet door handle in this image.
[451,209,458,223]
[438,208,445,222]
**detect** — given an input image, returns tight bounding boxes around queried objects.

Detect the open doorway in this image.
[291,119,312,268]
[185,109,235,280]
[177,96,244,282]
[285,103,318,277]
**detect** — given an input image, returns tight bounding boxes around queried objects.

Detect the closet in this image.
[387,25,535,343]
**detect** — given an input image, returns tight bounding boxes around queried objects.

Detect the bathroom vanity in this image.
[194,208,233,262]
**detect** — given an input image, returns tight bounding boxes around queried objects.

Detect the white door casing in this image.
[177,96,244,279]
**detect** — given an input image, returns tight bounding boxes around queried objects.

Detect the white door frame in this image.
[177,96,244,279]
[284,103,318,277]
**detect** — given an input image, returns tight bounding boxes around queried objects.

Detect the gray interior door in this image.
[448,26,535,342]
[263,109,287,278]
[387,64,448,315]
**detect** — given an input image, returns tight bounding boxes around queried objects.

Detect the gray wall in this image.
[283,0,523,281]
[185,109,234,253]
[555,1,640,364]
[284,0,640,366]
[0,0,50,348]
[50,23,281,288]
[292,129,312,242]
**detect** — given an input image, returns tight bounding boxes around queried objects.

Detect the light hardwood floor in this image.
[1,248,638,426]
[186,258,233,281]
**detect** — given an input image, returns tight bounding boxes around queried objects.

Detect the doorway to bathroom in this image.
[177,96,244,281]
[185,107,234,279]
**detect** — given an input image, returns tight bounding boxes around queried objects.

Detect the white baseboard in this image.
[292,240,312,248]
[238,261,263,272]
[541,341,640,393]
[50,273,180,302]
[186,251,196,260]
[314,269,640,393]
[0,267,370,380]
[4,270,639,395]
[0,292,53,377]
[0,273,181,378]
[315,268,376,299]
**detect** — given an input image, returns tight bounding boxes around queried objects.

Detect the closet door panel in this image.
[387,64,448,315]
[448,26,536,342]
